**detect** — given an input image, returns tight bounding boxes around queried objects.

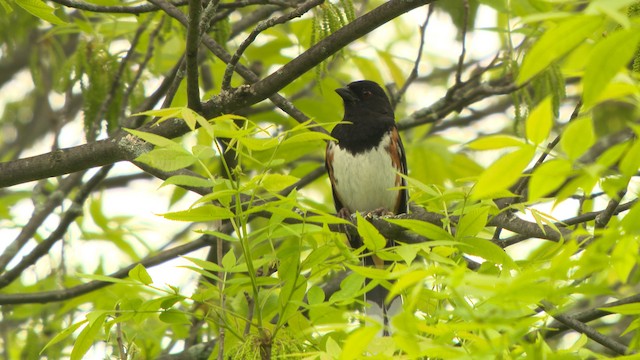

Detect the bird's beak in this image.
[335,87,358,103]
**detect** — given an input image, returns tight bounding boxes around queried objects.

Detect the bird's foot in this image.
[366,208,393,219]
[337,207,353,221]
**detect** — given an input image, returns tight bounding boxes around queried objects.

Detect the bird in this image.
[325,80,408,333]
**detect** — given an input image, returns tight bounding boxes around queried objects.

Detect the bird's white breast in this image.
[330,132,399,213]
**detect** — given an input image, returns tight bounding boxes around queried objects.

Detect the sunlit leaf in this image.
[161,175,214,189]
[519,15,603,84]
[16,0,66,25]
[560,117,595,160]
[528,159,573,201]
[341,326,379,360]
[456,207,489,239]
[619,139,640,177]
[162,204,235,222]
[70,313,107,360]
[159,309,190,324]
[356,212,386,252]
[472,145,535,200]
[583,28,640,108]
[385,218,453,240]
[525,97,553,145]
[128,264,153,285]
[466,135,526,150]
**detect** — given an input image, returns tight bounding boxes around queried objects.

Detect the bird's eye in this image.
[362,90,372,98]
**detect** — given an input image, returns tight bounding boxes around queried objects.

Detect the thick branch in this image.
[215,0,435,111]
[186,0,203,112]
[0,0,432,187]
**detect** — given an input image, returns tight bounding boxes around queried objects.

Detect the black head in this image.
[335,80,393,118]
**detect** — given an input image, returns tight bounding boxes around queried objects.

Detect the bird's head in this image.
[335,80,393,117]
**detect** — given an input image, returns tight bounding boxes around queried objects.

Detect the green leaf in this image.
[76,273,137,285]
[41,320,87,354]
[472,145,535,200]
[352,56,385,86]
[518,15,603,84]
[161,175,214,189]
[601,303,640,315]
[378,50,405,87]
[162,204,235,222]
[124,128,178,148]
[583,28,640,108]
[136,148,195,172]
[307,285,325,305]
[384,218,454,240]
[342,326,379,360]
[70,313,107,360]
[191,144,215,160]
[612,235,638,283]
[528,159,573,200]
[525,97,553,145]
[182,256,224,272]
[261,173,299,193]
[16,0,66,25]
[356,212,387,252]
[221,249,236,269]
[346,263,389,280]
[159,309,191,324]
[456,207,489,239]
[133,107,182,124]
[458,237,517,269]
[0,0,12,13]
[389,269,432,299]
[620,203,640,234]
[466,135,526,150]
[281,131,334,145]
[560,117,595,160]
[128,264,153,285]
[619,139,640,177]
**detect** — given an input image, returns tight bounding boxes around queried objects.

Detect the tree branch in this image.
[0,165,113,289]
[0,172,85,272]
[186,0,203,112]
[221,0,323,90]
[0,234,215,305]
[540,300,631,355]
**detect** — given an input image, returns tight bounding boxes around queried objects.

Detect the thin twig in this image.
[94,17,153,139]
[0,234,216,305]
[0,165,113,289]
[115,304,127,360]
[49,0,290,14]
[217,295,226,360]
[546,293,640,338]
[498,199,637,247]
[120,16,167,123]
[392,4,433,109]
[221,0,323,90]
[455,0,469,86]
[595,189,627,229]
[0,172,85,272]
[243,291,254,337]
[540,300,630,355]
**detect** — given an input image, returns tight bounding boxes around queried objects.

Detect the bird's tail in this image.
[363,255,400,336]
[346,229,400,335]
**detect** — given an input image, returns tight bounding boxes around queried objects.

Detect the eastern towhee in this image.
[325,80,408,331]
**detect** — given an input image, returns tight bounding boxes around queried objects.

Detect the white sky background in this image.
[0,3,588,357]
